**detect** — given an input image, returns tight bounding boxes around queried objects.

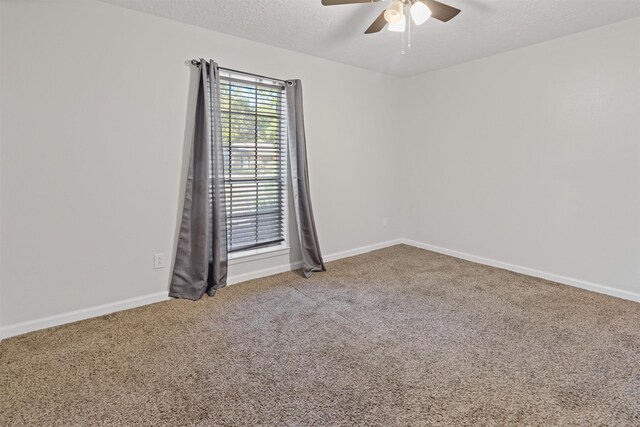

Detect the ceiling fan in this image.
[321,0,461,34]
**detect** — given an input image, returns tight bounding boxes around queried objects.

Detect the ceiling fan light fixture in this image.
[388,14,406,32]
[410,1,432,26]
[384,0,404,24]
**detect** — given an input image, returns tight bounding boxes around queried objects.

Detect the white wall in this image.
[1,1,638,336]
[0,0,404,331]
[402,17,640,299]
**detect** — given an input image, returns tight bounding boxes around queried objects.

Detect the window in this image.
[219,72,287,254]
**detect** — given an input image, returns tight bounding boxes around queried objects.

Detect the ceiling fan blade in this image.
[421,0,461,22]
[365,10,387,34]
[322,0,380,5]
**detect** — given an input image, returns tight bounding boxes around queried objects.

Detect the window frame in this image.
[219,70,289,261]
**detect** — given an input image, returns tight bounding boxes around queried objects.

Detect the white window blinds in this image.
[219,72,287,253]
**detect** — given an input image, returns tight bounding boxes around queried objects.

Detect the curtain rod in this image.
[190,59,291,85]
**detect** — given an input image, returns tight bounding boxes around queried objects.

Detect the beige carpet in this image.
[1,245,639,426]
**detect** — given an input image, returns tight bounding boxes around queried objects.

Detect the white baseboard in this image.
[0,239,402,340]
[401,239,640,304]
[323,239,404,263]
[0,292,170,340]
[227,261,303,285]
[6,237,630,340]
[226,239,403,284]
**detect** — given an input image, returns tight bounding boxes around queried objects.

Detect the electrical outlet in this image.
[382,217,388,228]
[154,253,165,269]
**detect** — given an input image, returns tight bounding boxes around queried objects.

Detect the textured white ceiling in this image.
[99,0,640,77]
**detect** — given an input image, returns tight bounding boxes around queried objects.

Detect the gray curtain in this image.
[170,59,228,300]
[285,80,326,278]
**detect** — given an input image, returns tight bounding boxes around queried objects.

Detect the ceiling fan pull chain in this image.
[408,11,411,49]
[401,7,405,55]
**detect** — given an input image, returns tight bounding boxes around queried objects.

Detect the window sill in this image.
[228,244,290,266]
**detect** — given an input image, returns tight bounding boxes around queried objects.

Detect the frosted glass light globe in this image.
[388,16,406,32]
[384,0,404,24]
[411,1,432,25]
